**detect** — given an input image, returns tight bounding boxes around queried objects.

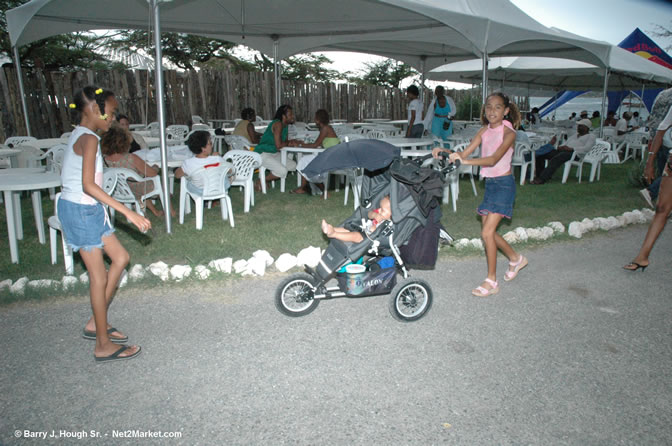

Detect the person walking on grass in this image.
[60,86,149,362]
[432,92,527,297]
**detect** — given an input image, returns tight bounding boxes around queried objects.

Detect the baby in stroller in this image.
[321,196,392,243]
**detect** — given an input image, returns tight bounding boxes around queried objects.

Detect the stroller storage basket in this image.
[337,266,397,297]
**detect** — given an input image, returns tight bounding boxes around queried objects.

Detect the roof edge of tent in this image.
[6,0,51,47]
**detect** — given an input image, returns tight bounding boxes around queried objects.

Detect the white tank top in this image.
[61,126,103,205]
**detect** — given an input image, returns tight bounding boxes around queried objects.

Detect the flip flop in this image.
[472,278,499,297]
[504,255,528,282]
[82,327,128,344]
[94,345,142,363]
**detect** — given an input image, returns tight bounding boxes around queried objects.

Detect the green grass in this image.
[0,161,649,301]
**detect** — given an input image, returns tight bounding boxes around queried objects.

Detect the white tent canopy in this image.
[427,48,672,90]
[8,0,615,70]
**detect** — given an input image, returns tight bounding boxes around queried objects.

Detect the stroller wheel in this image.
[389,278,433,322]
[275,273,320,317]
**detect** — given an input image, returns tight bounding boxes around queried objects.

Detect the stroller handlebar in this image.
[412,152,460,174]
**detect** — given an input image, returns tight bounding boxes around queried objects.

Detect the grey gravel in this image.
[1,225,671,445]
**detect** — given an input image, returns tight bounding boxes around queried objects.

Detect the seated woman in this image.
[254,104,301,191]
[321,196,392,243]
[232,107,263,144]
[101,125,174,217]
[293,109,341,194]
[175,130,231,195]
[117,114,148,153]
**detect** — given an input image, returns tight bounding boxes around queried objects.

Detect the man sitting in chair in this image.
[531,119,596,185]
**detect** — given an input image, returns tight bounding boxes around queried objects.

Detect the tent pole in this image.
[470,83,474,121]
[481,51,488,106]
[152,0,171,233]
[639,83,645,116]
[599,68,609,139]
[12,46,31,136]
[420,55,426,102]
[273,36,281,110]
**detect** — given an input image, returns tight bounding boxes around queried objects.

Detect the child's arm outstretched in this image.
[321,219,364,243]
[451,127,516,167]
[79,134,150,232]
[432,127,485,159]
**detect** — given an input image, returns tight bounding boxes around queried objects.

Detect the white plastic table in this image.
[363,118,391,123]
[25,138,68,150]
[279,147,325,190]
[379,137,435,150]
[0,148,21,168]
[1,171,61,263]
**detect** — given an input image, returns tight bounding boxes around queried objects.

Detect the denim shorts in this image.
[57,199,114,252]
[477,174,516,219]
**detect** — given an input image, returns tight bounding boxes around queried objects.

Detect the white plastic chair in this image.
[191,123,211,131]
[511,142,534,185]
[623,133,647,161]
[192,115,204,124]
[179,163,235,230]
[442,143,478,212]
[4,136,37,148]
[48,172,117,273]
[105,168,165,221]
[166,125,190,143]
[147,122,160,137]
[561,140,610,184]
[224,150,261,213]
[48,193,75,275]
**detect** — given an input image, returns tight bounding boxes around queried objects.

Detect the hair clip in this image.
[69,103,76,109]
[95,88,103,95]
[99,114,108,120]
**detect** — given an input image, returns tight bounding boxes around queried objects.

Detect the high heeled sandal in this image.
[623,262,648,272]
[472,278,499,297]
[504,255,528,281]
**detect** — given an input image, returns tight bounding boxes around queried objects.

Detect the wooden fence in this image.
[0,66,483,141]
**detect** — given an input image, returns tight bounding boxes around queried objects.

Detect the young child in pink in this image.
[433,92,528,297]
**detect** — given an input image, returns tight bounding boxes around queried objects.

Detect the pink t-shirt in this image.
[480,120,514,178]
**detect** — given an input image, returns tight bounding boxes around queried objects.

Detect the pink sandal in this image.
[504,255,528,281]
[472,278,499,297]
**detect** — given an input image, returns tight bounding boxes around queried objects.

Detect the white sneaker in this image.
[639,188,654,209]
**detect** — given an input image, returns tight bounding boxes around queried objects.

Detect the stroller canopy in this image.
[302,139,401,178]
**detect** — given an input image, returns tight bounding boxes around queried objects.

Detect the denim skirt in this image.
[477,174,516,219]
[57,199,114,252]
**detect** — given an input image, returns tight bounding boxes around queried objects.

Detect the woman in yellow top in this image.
[232,107,263,144]
[292,109,341,195]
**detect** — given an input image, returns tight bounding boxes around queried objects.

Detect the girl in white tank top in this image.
[59,86,150,362]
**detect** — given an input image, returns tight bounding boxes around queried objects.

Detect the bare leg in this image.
[292,177,310,194]
[627,174,672,268]
[145,200,164,217]
[79,246,138,358]
[479,213,503,289]
[83,234,129,339]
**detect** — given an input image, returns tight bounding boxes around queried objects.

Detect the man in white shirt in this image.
[614,112,638,143]
[405,85,424,138]
[532,119,596,184]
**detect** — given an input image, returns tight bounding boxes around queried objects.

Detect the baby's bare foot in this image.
[321,220,334,237]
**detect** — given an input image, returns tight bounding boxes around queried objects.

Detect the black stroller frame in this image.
[274,143,457,322]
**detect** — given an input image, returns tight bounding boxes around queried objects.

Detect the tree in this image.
[1,0,118,70]
[107,30,245,71]
[650,22,672,52]
[252,52,342,82]
[349,59,417,88]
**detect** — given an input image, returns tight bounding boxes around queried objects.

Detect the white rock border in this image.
[0,208,657,294]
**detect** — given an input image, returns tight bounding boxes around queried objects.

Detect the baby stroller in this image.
[275,140,458,322]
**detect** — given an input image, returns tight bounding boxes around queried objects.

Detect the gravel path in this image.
[1,225,671,445]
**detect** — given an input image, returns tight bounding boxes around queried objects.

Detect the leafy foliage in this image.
[252,52,342,82]
[1,0,114,70]
[349,59,417,88]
